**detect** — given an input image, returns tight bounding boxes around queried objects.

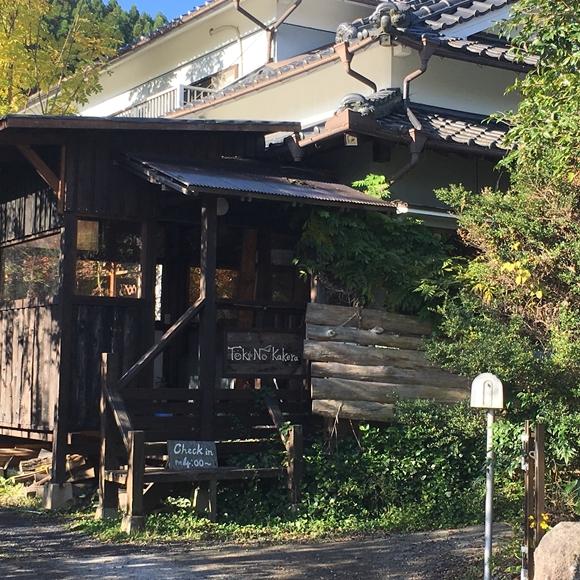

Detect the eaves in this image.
[298,109,505,159]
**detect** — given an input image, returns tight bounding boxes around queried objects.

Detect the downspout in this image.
[233,0,303,63]
[336,42,378,93]
[391,35,436,183]
[402,35,437,130]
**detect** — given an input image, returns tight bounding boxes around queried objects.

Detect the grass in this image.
[66,494,486,545]
[0,477,41,509]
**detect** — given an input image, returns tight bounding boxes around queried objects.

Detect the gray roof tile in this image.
[374,104,508,151]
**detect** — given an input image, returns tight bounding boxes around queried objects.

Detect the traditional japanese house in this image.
[0,114,397,529]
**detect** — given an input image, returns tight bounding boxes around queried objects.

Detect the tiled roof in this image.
[376,104,508,151]
[340,0,516,39]
[411,0,515,32]
[443,36,538,66]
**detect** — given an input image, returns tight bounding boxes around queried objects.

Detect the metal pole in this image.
[484,409,495,580]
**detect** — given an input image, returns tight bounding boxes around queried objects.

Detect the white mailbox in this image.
[471,373,504,410]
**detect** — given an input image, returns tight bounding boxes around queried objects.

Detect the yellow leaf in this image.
[536,290,543,299]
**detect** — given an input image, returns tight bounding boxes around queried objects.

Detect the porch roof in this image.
[0,115,299,136]
[124,157,395,211]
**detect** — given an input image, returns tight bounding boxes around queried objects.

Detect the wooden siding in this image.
[0,302,60,432]
[0,189,61,245]
[69,302,144,431]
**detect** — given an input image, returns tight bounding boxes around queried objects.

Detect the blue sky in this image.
[117,1,205,20]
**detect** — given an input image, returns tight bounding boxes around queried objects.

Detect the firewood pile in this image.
[1,447,94,497]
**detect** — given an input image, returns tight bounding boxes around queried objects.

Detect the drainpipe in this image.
[390,128,427,182]
[336,42,378,93]
[402,35,437,130]
[233,0,303,63]
[390,35,436,182]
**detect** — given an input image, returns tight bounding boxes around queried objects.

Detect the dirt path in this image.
[0,509,508,579]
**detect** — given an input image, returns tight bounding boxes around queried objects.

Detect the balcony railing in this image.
[115,84,217,119]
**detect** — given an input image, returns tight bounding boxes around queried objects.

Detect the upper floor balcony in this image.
[114,84,218,118]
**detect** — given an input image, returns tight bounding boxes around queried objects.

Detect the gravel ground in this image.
[0,508,509,579]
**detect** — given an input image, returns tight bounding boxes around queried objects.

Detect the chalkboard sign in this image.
[224,331,304,378]
[167,441,218,471]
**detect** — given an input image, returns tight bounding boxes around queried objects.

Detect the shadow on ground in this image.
[0,509,509,579]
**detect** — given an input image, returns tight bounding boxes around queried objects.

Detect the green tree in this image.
[421,0,580,516]
[0,0,168,115]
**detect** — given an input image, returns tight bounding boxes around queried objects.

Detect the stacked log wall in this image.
[304,303,469,422]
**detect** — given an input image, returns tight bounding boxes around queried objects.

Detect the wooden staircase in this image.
[97,298,304,534]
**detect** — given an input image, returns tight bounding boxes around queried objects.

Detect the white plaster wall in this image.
[282,0,376,31]
[275,24,334,61]
[81,0,278,116]
[80,0,377,118]
[390,49,520,115]
[185,41,390,125]
[82,30,270,116]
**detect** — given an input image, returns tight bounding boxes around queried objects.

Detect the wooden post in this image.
[192,479,218,522]
[534,423,546,548]
[121,430,145,534]
[50,213,77,487]
[140,220,156,388]
[286,424,304,505]
[97,353,121,519]
[199,197,217,440]
[523,420,536,579]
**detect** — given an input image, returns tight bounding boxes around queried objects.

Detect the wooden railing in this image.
[98,296,305,530]
[98,298,205,524]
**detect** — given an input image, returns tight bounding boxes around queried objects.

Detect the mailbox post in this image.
[471,373,504,580]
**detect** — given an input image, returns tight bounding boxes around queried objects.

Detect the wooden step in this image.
[105,466,285,485]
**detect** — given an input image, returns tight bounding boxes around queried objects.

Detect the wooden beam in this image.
[97,354,120,519]
[311,377,468,404]
[58,145,66,212]
[306,323,424,350]
[312,399,394,422]
[116,298,205,391]
[304,340,434,369]
[306,303,432,335]
[311,361,469,389]
[17,145,60,192]
[199,197,218,439]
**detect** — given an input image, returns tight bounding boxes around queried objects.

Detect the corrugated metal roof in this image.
[125,157,395,211]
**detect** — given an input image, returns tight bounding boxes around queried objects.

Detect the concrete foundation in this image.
[42,483,74,510]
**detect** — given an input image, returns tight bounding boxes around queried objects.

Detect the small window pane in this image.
[75,219,142,298]
[188,267,239,304]
[0,234,60,301]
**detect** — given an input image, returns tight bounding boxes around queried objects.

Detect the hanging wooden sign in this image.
[223,331,304,378]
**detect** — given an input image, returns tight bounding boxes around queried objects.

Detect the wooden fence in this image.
[304,303,469,422]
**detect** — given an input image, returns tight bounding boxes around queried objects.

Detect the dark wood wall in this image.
[0,188,62,436]
[0,301,60,433]
[69,302,143,431]
[0,189,61,244]
[0,128,268,437]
